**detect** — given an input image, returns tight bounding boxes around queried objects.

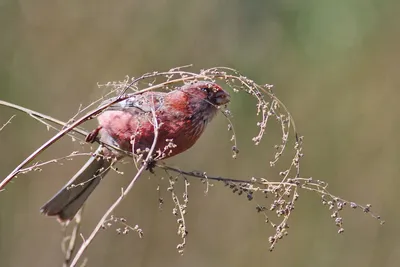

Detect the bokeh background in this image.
[1,0,399,266]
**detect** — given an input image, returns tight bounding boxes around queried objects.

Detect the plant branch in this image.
[62,209,83,267]
[0,115,16,131]
[69,98,160,267]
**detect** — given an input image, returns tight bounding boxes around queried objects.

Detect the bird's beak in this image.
[214,90,231,105]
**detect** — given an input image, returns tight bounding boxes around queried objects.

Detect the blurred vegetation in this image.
[0,0,399,266]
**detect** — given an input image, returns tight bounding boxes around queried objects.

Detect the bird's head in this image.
[181,81,230,107]
[173,81,231,129]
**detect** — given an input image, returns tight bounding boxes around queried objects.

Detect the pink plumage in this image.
[41,82,230,222]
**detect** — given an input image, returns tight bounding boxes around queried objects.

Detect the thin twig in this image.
[0,100,132,155]
[0,94,135,190]
[19,152,92,174]
[158,164,252,184]
[62,209,83,267]
[69,98,161,267]
[168,177,187,254]
[0,115,16,131]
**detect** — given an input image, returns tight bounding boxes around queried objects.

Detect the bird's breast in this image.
[97,109,205,159]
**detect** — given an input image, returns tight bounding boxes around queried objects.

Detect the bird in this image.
[40,81,231,222]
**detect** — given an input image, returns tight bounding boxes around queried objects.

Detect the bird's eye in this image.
[201,87,210,93]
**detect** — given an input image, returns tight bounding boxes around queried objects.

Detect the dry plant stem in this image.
[19,152,93,174]
[160,165,383,229]
[0,94,135,190]
[101,215,143,237]
[62,209,83,267]
[0,100,89,144]
[169,177,187,254]
[159,165,251,184]
[0,71,161,190]
[0,100,86,135]
[0,115,16,131]
[69,104,160,267]
[0,100,129,155]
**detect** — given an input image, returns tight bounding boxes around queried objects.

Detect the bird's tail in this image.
[40,146,113,222]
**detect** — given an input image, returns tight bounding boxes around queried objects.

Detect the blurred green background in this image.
[1,0,399,266]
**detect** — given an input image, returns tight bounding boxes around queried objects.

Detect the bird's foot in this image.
[144,158,157,173]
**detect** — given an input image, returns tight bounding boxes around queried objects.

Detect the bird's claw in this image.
[144,158,157,173]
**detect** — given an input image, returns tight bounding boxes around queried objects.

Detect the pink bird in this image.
[40,82,230,222]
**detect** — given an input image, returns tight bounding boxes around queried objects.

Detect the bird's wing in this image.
[100,92,165,114]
